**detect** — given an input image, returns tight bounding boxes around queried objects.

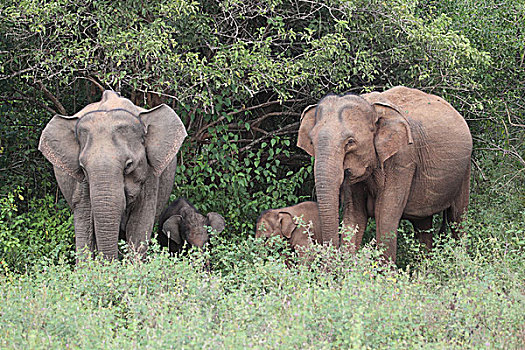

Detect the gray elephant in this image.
[157,198,226,254]
[39,90,187,259]
[297,86,472,262]
[255,201,321,256]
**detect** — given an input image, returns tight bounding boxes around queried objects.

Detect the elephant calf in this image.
[255,201,321,257]
[157,198,225,254]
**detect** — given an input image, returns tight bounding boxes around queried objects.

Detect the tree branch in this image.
[3,93,58,115]
[193,100,304,142]
[205,121,299,165]
[36,81,66,115]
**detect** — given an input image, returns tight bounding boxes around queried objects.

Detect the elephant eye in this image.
[79,163,87,177]
[346,139,356,149]
[124,159,133,174]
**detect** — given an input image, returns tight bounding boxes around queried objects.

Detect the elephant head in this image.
[255,210,297,241]
[159,198,226,253]
[255,201,321,251]
[297,93,413,246]
[39,90,187,258]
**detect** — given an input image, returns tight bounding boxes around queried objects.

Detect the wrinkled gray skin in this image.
[39,90,187,260]
[157,198,226,254]
[255,201,321,257]
[297,86,472,262]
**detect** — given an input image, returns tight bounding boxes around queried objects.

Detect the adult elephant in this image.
[39,90,187,259]
[297,86,472,262]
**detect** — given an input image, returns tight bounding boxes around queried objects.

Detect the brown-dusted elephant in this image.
[157,198,225,254]
[39,90,187,259]
[297,86,472,262]
[255,201,321,256]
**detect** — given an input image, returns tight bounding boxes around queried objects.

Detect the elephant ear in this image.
[297,105,317,157]
[278,212,297,239]
[163,215,183,245]
[140,104,188,177]
[38,114,84,182]
[363,94,413,168]
[207,212,226,233]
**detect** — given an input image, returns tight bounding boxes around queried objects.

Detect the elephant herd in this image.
[39,87,472,263]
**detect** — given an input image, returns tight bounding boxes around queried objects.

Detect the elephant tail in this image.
[439,210,448,236]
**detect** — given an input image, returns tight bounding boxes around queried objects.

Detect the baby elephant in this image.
[157,198,226,254]
[255,201,321,255]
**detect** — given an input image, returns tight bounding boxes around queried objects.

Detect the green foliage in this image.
[2,0,490,101]
[0,188,74,273]
[419,0,525,180]
[1,227,523,349]
[173,128,313,235]
[0,2,523,346]
[0,106,56,200]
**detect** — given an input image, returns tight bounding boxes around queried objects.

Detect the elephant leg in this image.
[448,165,470,239]
[73,207,94,256]
[71,181,96,261]
[375,166,415,262]
[154,157,177,222]
[410,216,433,250]
[125,175,159,256]
[55,168,95,258]
[341,180,368,252]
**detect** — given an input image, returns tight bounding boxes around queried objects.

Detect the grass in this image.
[0,224,523,349]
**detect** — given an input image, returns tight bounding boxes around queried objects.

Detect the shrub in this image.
[0,187,74,273]
[172,127,314,236]
[1,227,524,349]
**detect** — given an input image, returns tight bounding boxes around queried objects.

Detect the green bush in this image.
[1,228,523,349]
[0,188,74,273]
[172,127,313,235]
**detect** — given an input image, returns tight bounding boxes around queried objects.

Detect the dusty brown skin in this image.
[39,90,187,259]
[297,86,472,262]
[157,198,225,254]
[255,201,321,257]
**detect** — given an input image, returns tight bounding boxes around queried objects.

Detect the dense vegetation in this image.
[0,0,523,348]
[1,232,524,348]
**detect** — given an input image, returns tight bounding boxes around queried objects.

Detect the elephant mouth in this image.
[347,166,374,184]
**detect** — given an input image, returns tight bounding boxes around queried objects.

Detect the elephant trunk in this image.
[89,168,125,260]
[315,143,345,248]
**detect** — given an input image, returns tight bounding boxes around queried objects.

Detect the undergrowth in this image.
[0,219,523,349]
